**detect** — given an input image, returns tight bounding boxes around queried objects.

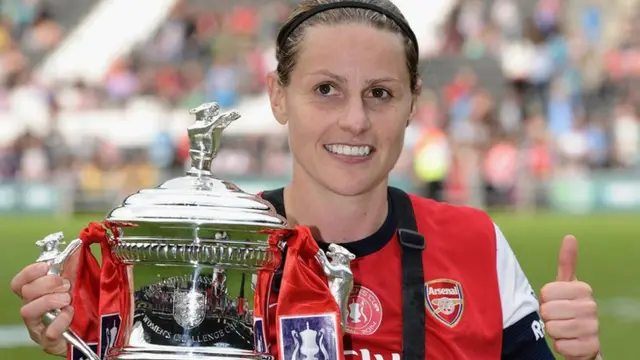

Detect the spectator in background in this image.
[178,60,206,108]
[0,139,19,179]
[104,58,139,104]
[148,126,175,182]
[498,88,523,135]
[0,16,14,52]
[55,80,100,110]
[210,137,255,176]
[416,91,441,128]
[457,0,484,41]
[527,25,555,109]
[20,6,62,55]
[228,5,258,36]
[42,112,69,173]
[483,132,518,207]
[522,112,553,207]
[491,0,520,40]
[413,125,451,202]
[584,114,608,168]
[243,37,268,94]
[440,2,464,55]
[118,151,158,197]
[1,0,39,36]
[262,137,291,176]
[446,67,476,137]
[7,69,51,130]
[15,130,49,180]
[556,116,590,172]
[612,101,640,168]
[563,48,585,112]
[78,154,105,194]
[533,0,561,38]
[181,15,206,63]
[524,113,552,178]
[154,64,183,105]
[547,80,574,137]
[205,52,240,108]
[78,138,122,195]
[152,2,189,63]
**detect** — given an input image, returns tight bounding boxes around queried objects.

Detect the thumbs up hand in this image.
[539,236,602,360]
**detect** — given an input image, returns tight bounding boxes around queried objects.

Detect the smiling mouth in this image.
[324,144,375,157]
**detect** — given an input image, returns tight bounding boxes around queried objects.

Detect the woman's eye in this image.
[370,88,391,99]
[316,84,336,96]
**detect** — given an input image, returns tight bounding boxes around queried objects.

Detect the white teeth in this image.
[325,144,372,156]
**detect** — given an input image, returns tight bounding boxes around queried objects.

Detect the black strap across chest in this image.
[389,186,426,360]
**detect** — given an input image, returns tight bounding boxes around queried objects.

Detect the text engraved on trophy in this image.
[133,274,254,349]
[139,314,244,345]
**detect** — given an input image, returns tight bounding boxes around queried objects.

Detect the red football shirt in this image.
[259,188,555,360]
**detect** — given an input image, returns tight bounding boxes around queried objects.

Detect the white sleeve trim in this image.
[495,222,540,329]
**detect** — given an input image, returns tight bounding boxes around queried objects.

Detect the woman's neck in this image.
[284,175,389,243]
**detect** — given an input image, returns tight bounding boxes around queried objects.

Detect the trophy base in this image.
[109,346,273,360]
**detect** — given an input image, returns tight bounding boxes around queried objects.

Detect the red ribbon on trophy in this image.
[67,222,130,360]
[252,229,284,354]
[256,226,347,360]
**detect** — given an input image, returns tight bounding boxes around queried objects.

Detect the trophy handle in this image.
[314,244,355,335]
[35,234,100,360]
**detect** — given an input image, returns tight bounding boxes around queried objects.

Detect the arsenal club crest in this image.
[424,278,464,328]
[279,314,340,360]
[173,289,206,330]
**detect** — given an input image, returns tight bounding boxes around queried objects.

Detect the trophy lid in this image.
[105,102,288,233]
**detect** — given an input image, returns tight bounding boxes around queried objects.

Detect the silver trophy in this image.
[34,101,355,360]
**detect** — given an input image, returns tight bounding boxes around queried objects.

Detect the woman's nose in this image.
[337,98,371,135]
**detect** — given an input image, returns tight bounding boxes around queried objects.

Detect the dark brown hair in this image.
[275,0,420,93]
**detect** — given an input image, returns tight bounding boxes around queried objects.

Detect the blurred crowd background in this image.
[0,0,639,214]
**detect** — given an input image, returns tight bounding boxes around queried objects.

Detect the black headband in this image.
[276,1,419,55]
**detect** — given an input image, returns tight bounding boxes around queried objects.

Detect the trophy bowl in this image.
[36,102,288,360]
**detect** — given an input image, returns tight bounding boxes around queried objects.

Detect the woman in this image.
[11,0,601,359]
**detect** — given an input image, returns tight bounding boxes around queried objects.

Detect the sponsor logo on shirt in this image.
[531,319,546,341]
[346,285,383,336]
[345,349,401,359]
[424,278,464,328]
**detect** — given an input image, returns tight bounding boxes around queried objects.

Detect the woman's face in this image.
[268,24,421,196]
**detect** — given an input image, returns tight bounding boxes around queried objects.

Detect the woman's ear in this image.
[408,77,423,126]
[267,71,288,125]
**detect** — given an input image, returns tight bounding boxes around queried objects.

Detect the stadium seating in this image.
[185,0,299,12]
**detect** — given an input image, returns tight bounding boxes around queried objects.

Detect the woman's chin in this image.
[321,175,385,197]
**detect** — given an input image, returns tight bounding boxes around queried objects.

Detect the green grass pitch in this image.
[0,213,637,359]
